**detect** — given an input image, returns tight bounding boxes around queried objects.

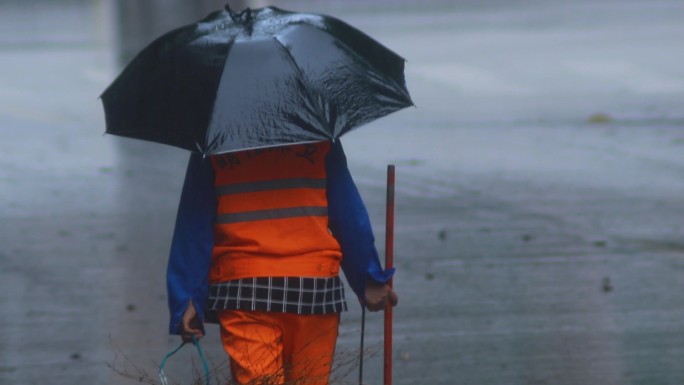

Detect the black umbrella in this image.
[101,5,413,155]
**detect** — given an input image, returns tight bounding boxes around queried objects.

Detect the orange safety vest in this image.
[208,142,342,283]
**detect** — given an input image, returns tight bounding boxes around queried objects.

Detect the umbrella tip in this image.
[225,4,253,23]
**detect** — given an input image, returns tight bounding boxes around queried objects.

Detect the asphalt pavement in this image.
[1,1,684,384]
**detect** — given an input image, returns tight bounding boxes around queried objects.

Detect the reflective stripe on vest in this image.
[215,177,328,223]
[209,142,342,282]
[216,178,327,196]
[216,206,328,224]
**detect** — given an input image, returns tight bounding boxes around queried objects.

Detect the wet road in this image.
[1,1,684,384]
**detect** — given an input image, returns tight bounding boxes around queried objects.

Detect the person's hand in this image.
[181,300,204,343]
[363,278,398,312]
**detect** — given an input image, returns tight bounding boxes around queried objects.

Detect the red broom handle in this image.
[384,165,395,385]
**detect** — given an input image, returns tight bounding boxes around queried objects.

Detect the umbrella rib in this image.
[271,36,333,138]
[203,37,237,156]
[316,24,413,106]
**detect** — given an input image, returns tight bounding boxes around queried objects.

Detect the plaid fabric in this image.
[208,276,347,314]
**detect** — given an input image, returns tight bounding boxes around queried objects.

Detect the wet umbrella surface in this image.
[4,1,684,384]
[101,5,413,155]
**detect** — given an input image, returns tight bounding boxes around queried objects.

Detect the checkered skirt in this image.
[208,276,347,314]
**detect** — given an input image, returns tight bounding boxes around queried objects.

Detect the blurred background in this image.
[1,0,683,384]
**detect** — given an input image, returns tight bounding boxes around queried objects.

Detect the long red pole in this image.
[384,165,395,385]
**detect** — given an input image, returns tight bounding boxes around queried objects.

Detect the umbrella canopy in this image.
[101,5,413,155]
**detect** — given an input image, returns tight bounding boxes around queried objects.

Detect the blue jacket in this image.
[166,140,394,334]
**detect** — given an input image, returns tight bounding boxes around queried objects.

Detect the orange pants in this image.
[217,310,340,385]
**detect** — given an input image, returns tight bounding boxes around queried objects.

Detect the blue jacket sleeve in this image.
[166,153,216,335]
[326,140,395,300]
